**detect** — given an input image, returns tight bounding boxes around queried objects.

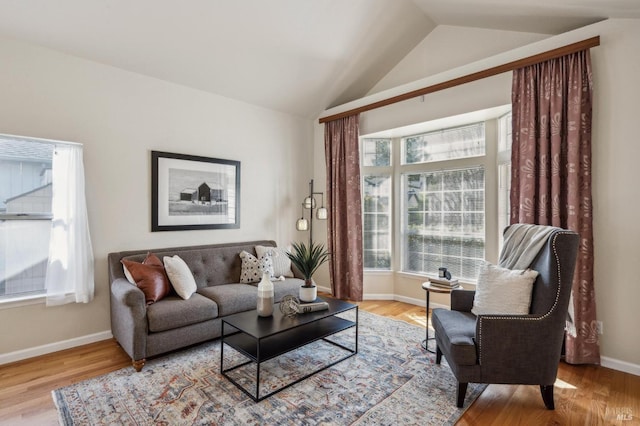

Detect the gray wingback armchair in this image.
[431,226,579,409]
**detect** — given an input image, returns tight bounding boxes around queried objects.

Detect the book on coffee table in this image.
[296,301,330,313]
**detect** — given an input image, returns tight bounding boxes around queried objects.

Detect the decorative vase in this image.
[256,272,274,317]
[299,280,317,302]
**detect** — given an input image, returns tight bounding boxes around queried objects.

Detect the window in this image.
[362,138,391,167]
[403,123,485,164]
[363,175,392,269]
[1,135,94,306]
[403,167,485,280]
[0,136,53,300]
[401,123,486,281]
[361,139,392,270]
[361,109,510,282]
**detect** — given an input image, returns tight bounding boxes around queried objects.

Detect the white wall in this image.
[0,35,313,356]
[316,20,640,373]
[368,25,549,95]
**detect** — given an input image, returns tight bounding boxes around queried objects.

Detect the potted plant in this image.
[287,241,330,302]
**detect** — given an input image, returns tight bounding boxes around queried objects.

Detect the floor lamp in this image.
[295,179,327,246]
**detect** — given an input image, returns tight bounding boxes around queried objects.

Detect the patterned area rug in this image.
[53,310,486,425]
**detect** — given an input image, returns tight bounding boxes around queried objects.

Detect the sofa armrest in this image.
[476,314,564,384]
[111,278,145,307]
[450,289,475,312]
[110,278,148,361]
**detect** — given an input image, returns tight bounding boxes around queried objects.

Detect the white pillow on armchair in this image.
[471,262,539,316]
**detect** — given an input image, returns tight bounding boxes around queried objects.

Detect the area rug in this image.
[52,310,486,425]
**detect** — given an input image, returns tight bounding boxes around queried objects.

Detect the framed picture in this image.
[151,151,240,231]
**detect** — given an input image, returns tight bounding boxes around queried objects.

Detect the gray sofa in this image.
[108,240,304,371]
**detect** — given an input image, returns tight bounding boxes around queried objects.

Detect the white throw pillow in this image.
[239,250,274,283]
[471,262,539,316]
[163,255,197,300]
[255,245,294,278]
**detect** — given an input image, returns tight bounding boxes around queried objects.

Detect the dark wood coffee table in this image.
[220,298,358,401]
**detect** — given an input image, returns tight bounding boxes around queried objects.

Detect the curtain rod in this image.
[319,36,600,124]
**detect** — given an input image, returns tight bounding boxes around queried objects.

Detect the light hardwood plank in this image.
[0,298,638,425]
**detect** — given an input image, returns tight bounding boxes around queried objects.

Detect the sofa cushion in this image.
[432,308,478,366]
[163,255,197,300]
[121,253,171,305]
[198,284,259,316]
[146,293,219,333]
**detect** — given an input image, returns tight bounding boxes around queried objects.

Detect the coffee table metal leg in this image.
[355,307,359,354]
[255,341,260,400]
[220,321,225,373]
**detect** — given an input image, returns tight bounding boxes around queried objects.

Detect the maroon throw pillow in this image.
[142,252,164,268]
[121,252,170,305]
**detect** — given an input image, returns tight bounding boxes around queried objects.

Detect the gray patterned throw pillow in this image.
[239,250,274,283]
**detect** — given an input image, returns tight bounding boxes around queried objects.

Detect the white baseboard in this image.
[317,285,331,294]
[363,293,449,310]
[0,330,112,366]
[601,356,640,377]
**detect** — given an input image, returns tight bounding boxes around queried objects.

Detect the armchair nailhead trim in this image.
[478,231,570,365]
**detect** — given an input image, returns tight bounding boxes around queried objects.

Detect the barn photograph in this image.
[168,168,229,216]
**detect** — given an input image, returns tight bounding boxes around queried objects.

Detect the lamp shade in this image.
[296,217,309,231]
[316,207,328,220]
[303,196,316,209]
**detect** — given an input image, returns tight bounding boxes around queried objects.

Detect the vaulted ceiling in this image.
[0,0,638,118]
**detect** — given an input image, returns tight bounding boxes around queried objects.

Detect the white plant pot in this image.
[299,285,317,303]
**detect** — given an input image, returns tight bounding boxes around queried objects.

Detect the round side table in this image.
[421,281,456,353]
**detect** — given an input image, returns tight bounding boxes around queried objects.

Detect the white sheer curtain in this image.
[45,144,94,306]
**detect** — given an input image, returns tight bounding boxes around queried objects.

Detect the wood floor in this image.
[1,299,638,425]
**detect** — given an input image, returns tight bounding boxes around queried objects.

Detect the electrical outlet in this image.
[596,320,604,335]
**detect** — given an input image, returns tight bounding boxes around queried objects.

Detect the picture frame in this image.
[151,151,240,231]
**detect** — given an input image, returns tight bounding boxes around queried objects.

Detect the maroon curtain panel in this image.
[324,115,363,301]
[511,49,599,364]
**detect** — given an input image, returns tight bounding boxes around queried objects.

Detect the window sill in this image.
[363,269,393,275]
[363,270,478,288]
[0,293,46,310]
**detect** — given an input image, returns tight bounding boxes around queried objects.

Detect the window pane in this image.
[463,191,484,211]
[403,123,485,164]
[362,174,391,270]
[362,139,391,167]
[402,167,485,281]
[0,137,53,299]
[498,112,512,153]
[443,192,461,211]
[498,112,512,252]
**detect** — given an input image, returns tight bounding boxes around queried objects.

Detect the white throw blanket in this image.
[498,224,557,269]
[498,223,576,337]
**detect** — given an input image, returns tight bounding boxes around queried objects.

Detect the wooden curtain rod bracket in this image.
[319,36,600,124]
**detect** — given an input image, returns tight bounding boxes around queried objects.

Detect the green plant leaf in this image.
[286,241,330,286]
